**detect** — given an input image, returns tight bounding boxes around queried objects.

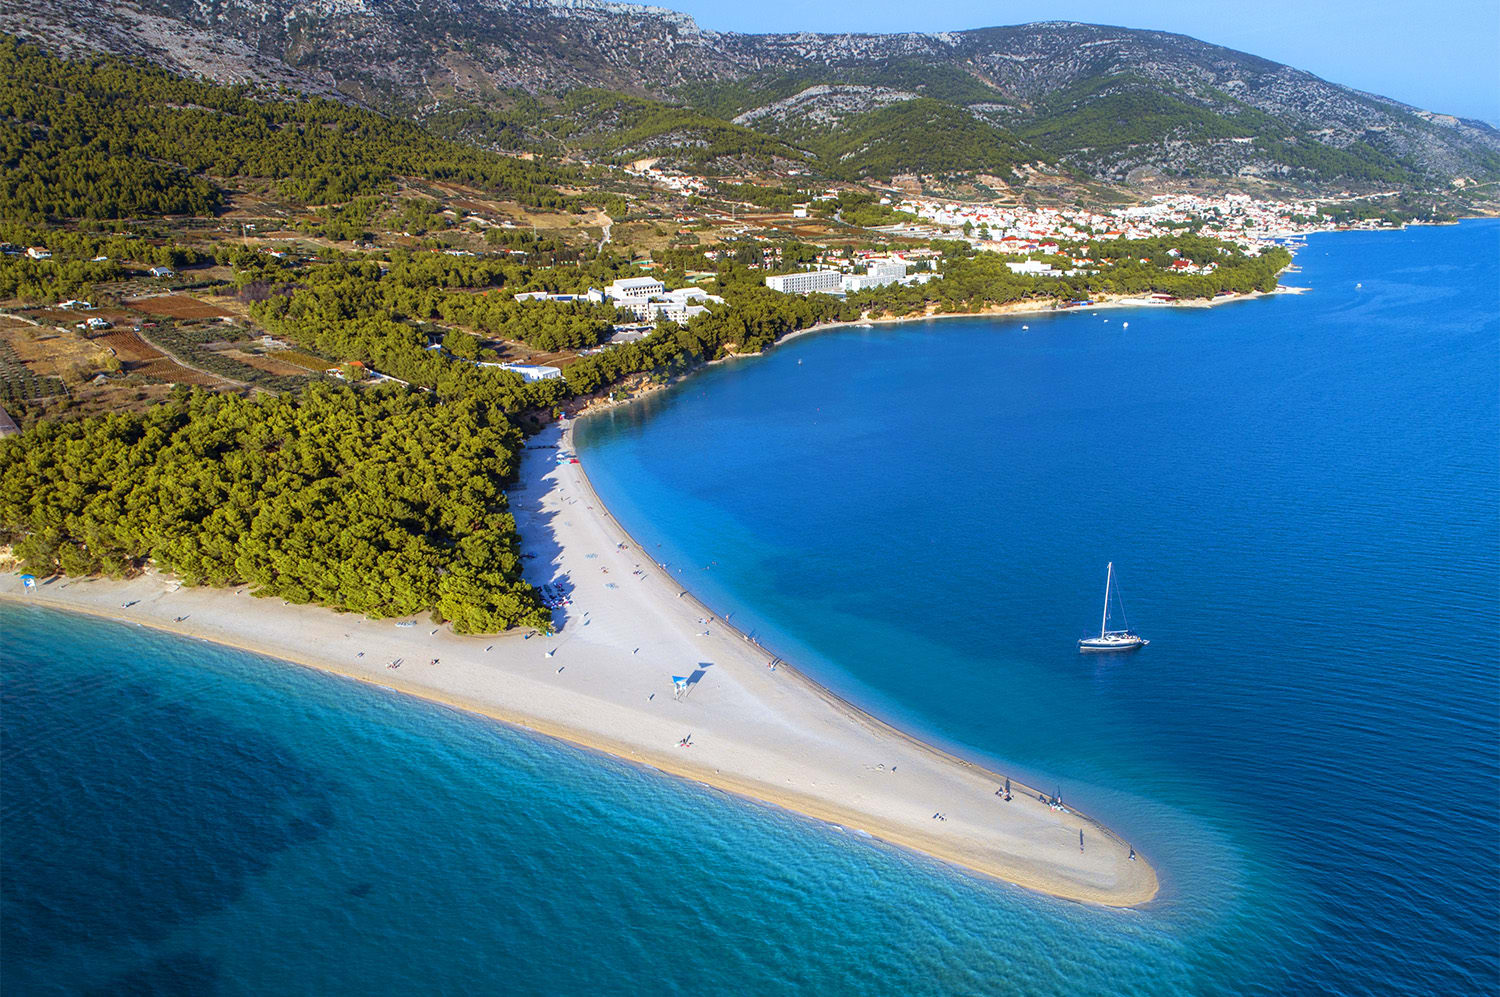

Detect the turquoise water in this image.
[4,607,1191,996]
[5,221,1497,994]
[577,220,1500,994]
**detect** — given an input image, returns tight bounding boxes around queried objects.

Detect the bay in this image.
[4,219,1497,995]
[577,219,1500,994]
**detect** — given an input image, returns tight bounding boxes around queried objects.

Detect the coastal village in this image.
[893,191,1334,247]
[0,165,1334,430]
[1,153,1386,436]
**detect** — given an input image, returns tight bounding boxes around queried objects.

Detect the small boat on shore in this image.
[1079,562,1148,652]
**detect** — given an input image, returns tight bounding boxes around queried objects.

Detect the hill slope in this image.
[0,36,577,221]
[6,0,1498,191]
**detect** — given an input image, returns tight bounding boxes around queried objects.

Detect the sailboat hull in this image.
[1078,633,1149,652]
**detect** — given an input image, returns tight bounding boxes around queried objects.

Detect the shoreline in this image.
[563,431,1057,809]
[570,286,1302,416]
[4,417,1159,908]
[577,283,1305,418]
[776,284,1307,351]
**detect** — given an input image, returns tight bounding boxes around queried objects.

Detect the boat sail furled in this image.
[1079,562,1149,652]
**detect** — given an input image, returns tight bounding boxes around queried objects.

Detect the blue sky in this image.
[634,0,1500,125]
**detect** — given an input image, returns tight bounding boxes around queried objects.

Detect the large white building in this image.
[604,277,665,303]
[478,362,564,382]
[664,287,720,307]
[1006,260,1057,276]
[608,283,723,323]
[842,260,910,292]
[765,270,843,294]
[513,288,605,303]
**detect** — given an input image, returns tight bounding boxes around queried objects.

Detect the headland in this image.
[4,417,1158,907]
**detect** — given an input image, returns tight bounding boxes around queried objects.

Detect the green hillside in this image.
[1017,74,1420,184]
[547,89,808,169]
[791,99,1033,179]
[0,36,575,221]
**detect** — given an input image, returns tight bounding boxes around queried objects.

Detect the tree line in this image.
[0,384,554,632]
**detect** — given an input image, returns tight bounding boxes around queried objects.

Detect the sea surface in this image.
[5,221,1497,995]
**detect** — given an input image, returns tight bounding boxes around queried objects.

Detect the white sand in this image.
[3,419,1158,906]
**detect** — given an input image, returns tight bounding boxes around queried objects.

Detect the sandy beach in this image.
[3,418,1159,907]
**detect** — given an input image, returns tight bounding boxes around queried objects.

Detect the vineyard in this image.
[0,339,65,404]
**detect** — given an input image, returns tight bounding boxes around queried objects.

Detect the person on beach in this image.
[1080,830,1085,852]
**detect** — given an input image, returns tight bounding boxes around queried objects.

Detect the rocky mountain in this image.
[6,0,1498,191]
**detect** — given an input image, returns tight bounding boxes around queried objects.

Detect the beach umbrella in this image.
[19,574,35,592]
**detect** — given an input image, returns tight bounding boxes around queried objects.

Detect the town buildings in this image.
[892,192,1332,255]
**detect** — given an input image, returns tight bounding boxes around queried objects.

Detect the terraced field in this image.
[92,328,225,387]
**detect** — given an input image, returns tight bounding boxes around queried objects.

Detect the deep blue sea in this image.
[5,221,1497,995]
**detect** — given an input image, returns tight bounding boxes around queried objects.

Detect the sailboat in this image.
[1079,562,1149,652]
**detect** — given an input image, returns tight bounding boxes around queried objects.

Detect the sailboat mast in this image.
[1101,562,1113,638]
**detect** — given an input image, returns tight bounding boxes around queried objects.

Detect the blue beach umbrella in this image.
[20,574,36,592]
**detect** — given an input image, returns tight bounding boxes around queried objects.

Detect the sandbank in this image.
[2,419,1159,907]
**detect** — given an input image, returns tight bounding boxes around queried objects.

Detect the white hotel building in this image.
[764,269,843,294]
[603,277,666,303]
[604,278,722,324]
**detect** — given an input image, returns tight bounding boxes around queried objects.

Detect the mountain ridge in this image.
[5,0,1498,193]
